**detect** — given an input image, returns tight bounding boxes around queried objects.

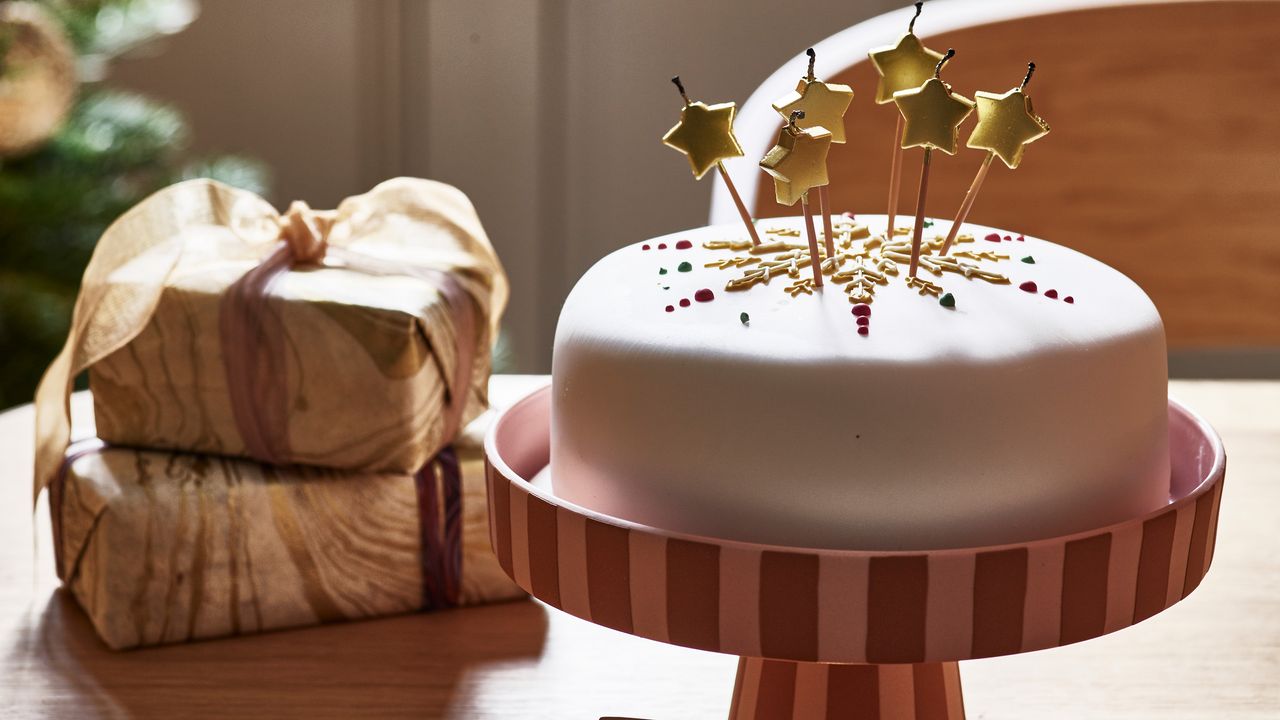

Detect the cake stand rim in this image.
[484,386,1226,664]
[484,387,1224,558]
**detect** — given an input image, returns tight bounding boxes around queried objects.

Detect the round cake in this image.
[550,216,1169,550]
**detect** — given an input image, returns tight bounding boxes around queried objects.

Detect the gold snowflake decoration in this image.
[703,218,1011,304]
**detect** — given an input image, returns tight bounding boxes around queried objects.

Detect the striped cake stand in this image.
[484,387,1225,720]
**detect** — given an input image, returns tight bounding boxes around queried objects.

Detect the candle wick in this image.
[805,48,816,82]
[789,110,805,131]
[909,1,923,34]
[934,48,955,79]
[671,75,691,106]
[1020,61,1036,90]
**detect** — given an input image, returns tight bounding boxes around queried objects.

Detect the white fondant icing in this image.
[550,217,1169,550]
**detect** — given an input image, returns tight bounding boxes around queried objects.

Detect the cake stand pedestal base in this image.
[730,658,963,720]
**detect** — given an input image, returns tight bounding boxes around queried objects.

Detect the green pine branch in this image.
[0,2,265,408]
[0,87,268,408]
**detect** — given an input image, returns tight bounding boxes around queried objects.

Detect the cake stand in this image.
[484,387,1225,719]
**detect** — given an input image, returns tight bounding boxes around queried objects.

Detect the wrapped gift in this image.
[33,177,507,488]
[48,377,546,650]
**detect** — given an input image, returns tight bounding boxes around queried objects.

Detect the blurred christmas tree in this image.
[0,0,267,408]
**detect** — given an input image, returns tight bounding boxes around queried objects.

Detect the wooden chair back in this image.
[719,0,1280,348]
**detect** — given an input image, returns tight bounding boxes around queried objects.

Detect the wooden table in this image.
[1,380,1277,719]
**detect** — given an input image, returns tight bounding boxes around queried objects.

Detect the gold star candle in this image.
[773,47,853,257]
[941,62,1051,255]
[890,48,974,278]
[662,76,762,246]
[868,1,945,240]
[760,110,833,286]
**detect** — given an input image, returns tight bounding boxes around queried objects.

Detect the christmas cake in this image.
[549,216,1169,550]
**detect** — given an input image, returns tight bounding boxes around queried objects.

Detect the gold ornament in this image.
[893,48,971,278]
[663,76,762,246]
[967,67,1050,169]
[872,3,945,240]
[892,76,975,155]
[0,1,77,157]
[774,47,848,258]
[867,3,945,105]
[940,62,1050,255]
[772,48,854,143]
[759,112,832,207]
[662,88,744,180]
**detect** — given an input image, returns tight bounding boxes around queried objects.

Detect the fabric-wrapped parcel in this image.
[34,177,507,481]
[50,390,529,650]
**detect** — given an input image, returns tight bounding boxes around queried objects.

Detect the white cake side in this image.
[550,217,1169,550]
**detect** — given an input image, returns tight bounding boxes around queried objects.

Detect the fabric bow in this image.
[277,200,335,264]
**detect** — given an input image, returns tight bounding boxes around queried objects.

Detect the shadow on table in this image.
[9,589,548,718]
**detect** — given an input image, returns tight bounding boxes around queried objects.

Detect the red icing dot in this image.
[665,305,674,313]
[1045,289,1059,299]
[856,316,870,327]
[851,304,871,317]
[642,244,651,250]
[1003,235,1012,241]
[857,326,869,336]
[1016,235,1026,242]
[984,233,1001,242]
[675,239,693,250]
[1065,296,1075,304]
[694,288,715,302]
[679,298,691,307]
[658,243,668,249]
[1019,281,1038,293]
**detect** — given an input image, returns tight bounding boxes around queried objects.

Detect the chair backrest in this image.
[716,0,1280,349]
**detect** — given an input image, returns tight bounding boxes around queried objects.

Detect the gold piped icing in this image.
[706,220,1010,304]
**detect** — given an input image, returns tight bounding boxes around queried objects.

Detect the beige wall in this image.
[108,0,909,371]
[111,1,396,206]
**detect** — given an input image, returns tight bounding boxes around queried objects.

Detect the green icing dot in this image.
[923,220,934,228]
[740,312,750,326]
[659,267,668,275]
[1021,256,1035,264]
[662,286,670,290]
[677,261,692,272]
[939,292,956,308]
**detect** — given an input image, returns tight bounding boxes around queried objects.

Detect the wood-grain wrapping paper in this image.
[34,177,507,493]
[51,405,525,650]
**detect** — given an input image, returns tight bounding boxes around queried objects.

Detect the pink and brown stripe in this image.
[486,464,1223,664]
[485,389,1226,667]
[728,658,964,720]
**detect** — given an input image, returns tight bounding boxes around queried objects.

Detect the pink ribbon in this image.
[49,438,107,581]
[215,201,477,609]
[416,447,463,610]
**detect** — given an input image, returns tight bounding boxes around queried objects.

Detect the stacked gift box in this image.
[34,177,525,649]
